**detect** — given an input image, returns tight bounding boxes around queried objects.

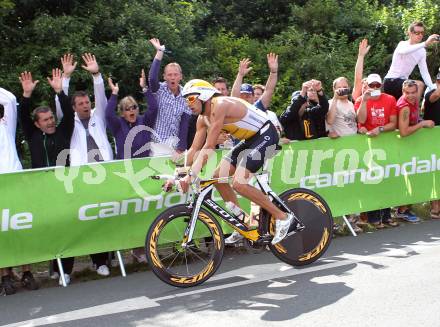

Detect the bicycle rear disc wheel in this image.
[146,205,224,287]
[268,188,333,266]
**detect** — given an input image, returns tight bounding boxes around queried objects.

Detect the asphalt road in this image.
[1,220,440,327]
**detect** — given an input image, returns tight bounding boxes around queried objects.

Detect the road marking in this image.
[1,260,355,327]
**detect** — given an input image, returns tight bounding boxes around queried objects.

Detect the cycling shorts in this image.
[224,121,280,173]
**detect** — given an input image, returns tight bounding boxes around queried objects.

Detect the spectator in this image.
[106,73,159,263]
[231,54,278,112]
[19,70,75,285]
[253,84,265,101]
[56,53,113,165]
[280,79,329,141]
[384,21,439,101]
[394,79,435,223]
[56,53,112,279]
[105,71,158,159]
[0,87,38,295]
[354,73,399,228]
[327,77,357,138]
[352,39,370,101]
[423,70,440,219]
[213,77,229,96]
[148,38,191,156]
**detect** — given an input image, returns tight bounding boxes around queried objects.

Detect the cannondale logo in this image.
[264,136,271,141]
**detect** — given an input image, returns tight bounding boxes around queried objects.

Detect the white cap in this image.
[366,74,382,85]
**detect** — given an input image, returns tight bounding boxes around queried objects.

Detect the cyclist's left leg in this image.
[231,166,286,220]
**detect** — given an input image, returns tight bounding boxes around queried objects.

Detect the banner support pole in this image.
[116,250,126,277]
[342,215,357,237]
[56,258,68,287]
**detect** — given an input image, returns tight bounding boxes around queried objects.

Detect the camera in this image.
[337,88,350,96]
[435,35,440,41]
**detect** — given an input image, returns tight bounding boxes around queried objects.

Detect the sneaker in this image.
[396,210,420,223]
[225,231,244,244]
[58,274,70,286]
[50,272,60,280]
[1,275,16,295]
[131,250,147,263]
[96,265,110,277]
[272,213,294,245]
[21,271,39,291]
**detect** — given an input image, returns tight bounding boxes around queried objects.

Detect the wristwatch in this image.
[379,126,384,133]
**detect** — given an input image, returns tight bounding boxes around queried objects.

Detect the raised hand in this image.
[139,69,147,89]
[311,79,322,92]
[61,53,77,78]
[19,71,39,97]
[267,53,278,73]
[358,39,371,57]
[238,58,252,77]
[149,38,164,51]
[81,53,99,74]
[47,68,63,93]
[108,77,119,95]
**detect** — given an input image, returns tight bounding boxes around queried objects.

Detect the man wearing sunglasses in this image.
[177,79,294,244]
[354,73,399,228]
[384,21,439,101]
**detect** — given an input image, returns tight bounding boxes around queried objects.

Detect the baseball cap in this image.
[240,83,254,94]
[366,74,382,85]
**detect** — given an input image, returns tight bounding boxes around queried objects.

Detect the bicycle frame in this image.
[182,171,295,246]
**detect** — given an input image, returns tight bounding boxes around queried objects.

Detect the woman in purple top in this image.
[105,70,158,159]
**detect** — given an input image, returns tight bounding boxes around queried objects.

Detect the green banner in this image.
[1,129,440,268]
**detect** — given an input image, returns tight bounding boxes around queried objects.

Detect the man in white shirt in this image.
[0,87,39,295]
[55,53,112,280]
[384,21,439,101]
[56,53,113,166]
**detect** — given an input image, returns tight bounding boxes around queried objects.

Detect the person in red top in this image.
[395,79,435,223]
[354,73,399,228]
[354,73,398,136]
[397,79,434,136]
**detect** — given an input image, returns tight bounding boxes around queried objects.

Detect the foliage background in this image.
[1,0,440,166]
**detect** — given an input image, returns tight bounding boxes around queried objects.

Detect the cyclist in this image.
[176,79,294,244]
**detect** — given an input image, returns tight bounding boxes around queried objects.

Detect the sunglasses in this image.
[124,105,138,112]
[403,79,417,88]
[412,31,424,36]
[185,94,199,106]
[368,83,382,89]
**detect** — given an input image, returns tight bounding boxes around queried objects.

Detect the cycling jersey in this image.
[212,97,269,140]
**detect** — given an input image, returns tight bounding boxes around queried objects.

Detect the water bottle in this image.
[225,201,247,223]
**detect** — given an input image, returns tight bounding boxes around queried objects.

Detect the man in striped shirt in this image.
[148,38,191,156]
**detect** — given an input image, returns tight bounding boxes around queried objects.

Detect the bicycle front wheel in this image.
[268,188,333,266]
[146,205,224,287]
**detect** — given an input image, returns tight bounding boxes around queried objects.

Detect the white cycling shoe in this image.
[272,213,294,245]
[225,231,244,244]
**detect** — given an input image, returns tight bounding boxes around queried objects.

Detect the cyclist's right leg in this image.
[212,160,244,244]
[212,159,238,205]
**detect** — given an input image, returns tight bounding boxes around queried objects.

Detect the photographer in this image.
[327,77,357,138]
[280,79,328,141]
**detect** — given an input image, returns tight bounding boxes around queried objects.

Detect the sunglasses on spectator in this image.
[124,105,138,111]
[185,94,199,106]
[368,83,382,88]
[412,30,424,35]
